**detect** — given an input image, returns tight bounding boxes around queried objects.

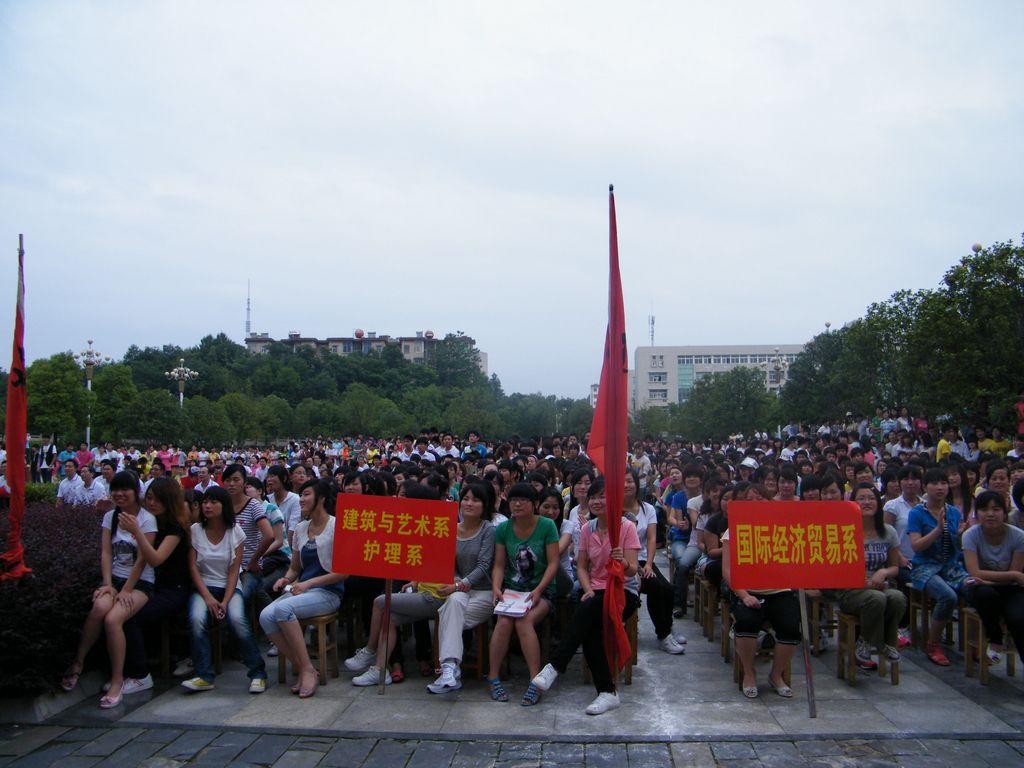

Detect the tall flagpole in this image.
[2,234,31,581]
[589,186,631,686]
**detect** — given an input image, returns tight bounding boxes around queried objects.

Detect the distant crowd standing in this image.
[26,411,1024,714]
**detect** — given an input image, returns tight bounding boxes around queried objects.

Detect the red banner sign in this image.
[727,501,865,590]
[331,495,458,583]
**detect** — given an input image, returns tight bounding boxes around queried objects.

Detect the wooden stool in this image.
[836,612,899,686]
[908,588,955,650]
[720,595,732,662]
[692,574,704,623]
[277,613,339,686]
[582,611,638,686]
[731,629,792,690]
[699,579,719,641]
[963,607,1017,684]
[807,593,837,656]
[432,620,490,680]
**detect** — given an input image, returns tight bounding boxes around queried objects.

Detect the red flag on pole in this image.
[588,186,630,678]
[2,235,31,582]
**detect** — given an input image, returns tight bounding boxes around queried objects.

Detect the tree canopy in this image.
[23,332,594,445]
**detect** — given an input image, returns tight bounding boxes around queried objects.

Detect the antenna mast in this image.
[245,280,252,337]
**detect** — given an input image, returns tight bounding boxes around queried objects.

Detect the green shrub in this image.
[23,484,56,504]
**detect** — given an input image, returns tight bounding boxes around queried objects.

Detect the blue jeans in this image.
[259,588,342,635]
[671,542,702,609]
[923,574,966,622]
[189,586,267,682]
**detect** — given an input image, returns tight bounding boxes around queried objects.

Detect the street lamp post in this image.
[761,347,790,397]
[165,358,199,408]
[74,339,110,449]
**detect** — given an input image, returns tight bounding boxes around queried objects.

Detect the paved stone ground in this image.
[7,550,1024,766]
[2,724,1024,767]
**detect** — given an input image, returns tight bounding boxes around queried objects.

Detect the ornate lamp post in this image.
[761,347,790,397]
[74,339,110,449]
[165,358,199,409]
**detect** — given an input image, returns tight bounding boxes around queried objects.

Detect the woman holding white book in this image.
[486,482,560,706]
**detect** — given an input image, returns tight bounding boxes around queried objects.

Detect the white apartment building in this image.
[632,344,805,411]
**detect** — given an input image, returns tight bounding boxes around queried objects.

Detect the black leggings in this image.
[638,561,674,640]
[123,584,190,679]
[550,590,639,694]
[968,584,1024,659]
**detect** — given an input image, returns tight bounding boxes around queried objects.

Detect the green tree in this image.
[26,353,87,441]
[120,389,185,442]
[219,392,259,443]
[444,386,504,437]
[631,405,670,439]
[255,395,293,442]
[250,359,302,401]
[501,393,556,438]
[400,385,444,429]
[562,399,595,436]
[91,363,139,444]
[679,367,774,438]
[433,333,486,389]
[295,398,343,437]
[183,395,234,446]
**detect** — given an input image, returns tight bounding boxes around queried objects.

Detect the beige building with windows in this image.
[244,330,488,373]
[632,344,804,412]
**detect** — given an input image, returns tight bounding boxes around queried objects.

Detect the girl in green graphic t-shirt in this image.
[486,482,559,706]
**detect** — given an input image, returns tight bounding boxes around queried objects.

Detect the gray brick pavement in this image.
[4,722,1024,768]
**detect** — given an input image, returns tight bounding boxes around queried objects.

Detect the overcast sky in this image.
[1,2,1021,398]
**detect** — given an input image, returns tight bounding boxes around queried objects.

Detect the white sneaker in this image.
[248,678,266,694]
[344,646,378,673]
[267,644,279,658]
[173,658,194,677]
[426,662,462,694]
[883,645,901,662]
[122,674,154,695]
[531,663,559,692]
[352,666,391,687]
[585,691,620,715]
[987,644,1003,664]
[660,635,686,655]
[672,633,688,644]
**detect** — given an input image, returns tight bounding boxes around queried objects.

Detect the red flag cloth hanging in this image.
[2,236,31,581]
[588,187,630,677]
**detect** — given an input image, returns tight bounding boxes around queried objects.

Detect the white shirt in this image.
[632,501,659,561]
[191,522,246,589]
[57,474,84,504]
[104,508,158,582]
[883,495,921,561]
[79,480,107,506]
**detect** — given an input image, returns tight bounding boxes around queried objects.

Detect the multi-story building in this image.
[244,330,488,374]
[632,344,804,411]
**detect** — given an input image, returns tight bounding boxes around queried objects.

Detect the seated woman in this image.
[531,477,641,715]
[623,469,683,653]
[184,485,268,694]
[963,490,1024,664]
[909,467,968,666]
[838,483,906,670]
[700,482,747,589]
[119,477,192,696]
[487,482,560,706]
[62,471,157,708]
[722,510,801,699]
[537,486,574,598]
[259,479,345,698]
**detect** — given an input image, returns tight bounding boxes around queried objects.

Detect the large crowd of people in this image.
[15,413,1024,714]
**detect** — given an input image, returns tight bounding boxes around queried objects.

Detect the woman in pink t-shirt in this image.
[529,476,641,716]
